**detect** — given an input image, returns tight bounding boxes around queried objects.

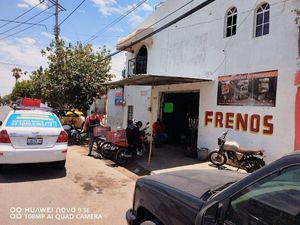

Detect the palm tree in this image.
[12,67,22,84]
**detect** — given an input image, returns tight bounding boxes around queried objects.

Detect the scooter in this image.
[208,130,265,173]
[112,124,150,165]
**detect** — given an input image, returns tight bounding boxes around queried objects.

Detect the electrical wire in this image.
[0,0,45,30]
[0,61,38,68]
[0,14,54,41]
[84,0,149,44]
[59,0,87,26]
[0,5,54,36]
[0,19,46,28]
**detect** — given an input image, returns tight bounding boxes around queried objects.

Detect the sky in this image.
[0,0,161,96]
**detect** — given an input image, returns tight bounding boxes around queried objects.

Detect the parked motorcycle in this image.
[63,120,84,144]
[208,130,265,173]
[112,123,149,165]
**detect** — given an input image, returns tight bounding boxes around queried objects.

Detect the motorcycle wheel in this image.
[100,142,113,159]
[245,158,265,173]
[114,148,128,165]
[208,151,227,166]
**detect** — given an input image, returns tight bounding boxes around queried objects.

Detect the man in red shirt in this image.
[83,110,100,156]
[152,118,168,147]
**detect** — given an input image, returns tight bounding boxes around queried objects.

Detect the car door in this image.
[197,165,300,225]
[223,165,300,225]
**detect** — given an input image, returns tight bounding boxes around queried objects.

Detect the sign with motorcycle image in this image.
[217,70,278,107]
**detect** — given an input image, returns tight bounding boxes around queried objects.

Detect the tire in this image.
[140,219,163,225]
[54,160,66,169]
[114,148,128,165]
[100,142,113,159]
[208,151,227,166]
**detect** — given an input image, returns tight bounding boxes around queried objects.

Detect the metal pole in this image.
[147,79,154,165]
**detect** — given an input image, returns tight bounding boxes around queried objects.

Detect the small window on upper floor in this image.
[225,7,237,38]
[255,3,270,37]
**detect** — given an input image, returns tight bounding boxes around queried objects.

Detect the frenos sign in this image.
[204,111,273,135]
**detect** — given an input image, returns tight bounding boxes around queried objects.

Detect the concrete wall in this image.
[112,0,300,162]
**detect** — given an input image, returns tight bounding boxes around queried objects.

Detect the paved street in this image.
[0,145,137,225]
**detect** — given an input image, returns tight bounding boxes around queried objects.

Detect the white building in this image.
[107,0,300,162]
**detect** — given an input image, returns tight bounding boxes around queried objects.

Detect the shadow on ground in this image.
[0,163,66,183]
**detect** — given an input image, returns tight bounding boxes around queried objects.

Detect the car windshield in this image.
[5,113,61,128]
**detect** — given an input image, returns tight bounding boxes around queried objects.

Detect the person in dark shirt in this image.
[83,110,100,156]
[126,121,143,156]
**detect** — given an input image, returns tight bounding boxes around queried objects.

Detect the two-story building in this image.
[107,0,300,162]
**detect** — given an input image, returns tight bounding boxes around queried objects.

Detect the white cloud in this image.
[17,3,29,8]
[108,27,124,33]
[92,0,122,16]
[128,13,144,27]
[40,31,71,43]
[0,37,47,95]
[92,0,154,27]
[141,3,153,12]
[17,0,48,10]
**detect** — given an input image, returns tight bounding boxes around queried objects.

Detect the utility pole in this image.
[54,0,59,44]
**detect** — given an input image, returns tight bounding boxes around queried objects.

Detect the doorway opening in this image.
[161,92,200,147]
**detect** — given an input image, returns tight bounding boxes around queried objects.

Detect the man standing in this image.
[83,110,100,156]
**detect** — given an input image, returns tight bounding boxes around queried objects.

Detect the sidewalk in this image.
[131,145,247,176]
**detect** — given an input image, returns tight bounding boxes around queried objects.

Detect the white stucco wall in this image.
[107,88,124,130]
[111,0,300,163]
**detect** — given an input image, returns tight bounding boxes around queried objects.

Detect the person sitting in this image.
[126,121,143,156]
[152,118,168,147]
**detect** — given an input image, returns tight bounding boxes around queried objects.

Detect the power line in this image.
[85,0,149,44]
[0,14,55,41]
[0,5,54,36]
[0,61,38,68]
[102,0,196,59]
[59,0,87,26]
[0,0,45,30]
[0,19,46,28]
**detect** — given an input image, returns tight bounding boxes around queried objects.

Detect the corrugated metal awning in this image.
[106,74,212,86]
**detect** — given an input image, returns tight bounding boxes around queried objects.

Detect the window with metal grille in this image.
[225,7,237,38]
[255,3,270,37]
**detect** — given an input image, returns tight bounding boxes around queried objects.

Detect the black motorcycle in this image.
[63,121,84,144]
[208,130,265,173]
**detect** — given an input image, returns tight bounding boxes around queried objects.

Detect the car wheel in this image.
[54,160,66,169]
[140,219,163,225]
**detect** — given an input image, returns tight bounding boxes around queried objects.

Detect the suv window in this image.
[225,166,300,225]
[6,113,61,128]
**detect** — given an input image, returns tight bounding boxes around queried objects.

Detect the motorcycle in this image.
[208,130,265,173]
[63,120,84,144]
[112,123,150,165]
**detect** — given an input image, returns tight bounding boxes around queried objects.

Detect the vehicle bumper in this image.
[126,209,137,225]
[0,144,67,164]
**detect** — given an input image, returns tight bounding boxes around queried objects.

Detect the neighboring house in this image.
[107,0,300,162]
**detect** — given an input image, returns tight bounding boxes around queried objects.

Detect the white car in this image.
[0,109,68,169]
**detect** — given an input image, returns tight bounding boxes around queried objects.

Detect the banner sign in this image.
[217,70,278,107]
[115,91,123,106]
[6,114,61,128]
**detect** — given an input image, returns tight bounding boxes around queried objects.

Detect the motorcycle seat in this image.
[237,147,261,155]
[112,142,128,147]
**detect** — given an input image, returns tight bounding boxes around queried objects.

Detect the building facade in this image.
[108,0,300,162]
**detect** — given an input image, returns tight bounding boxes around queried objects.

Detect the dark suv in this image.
[126,152,300,225]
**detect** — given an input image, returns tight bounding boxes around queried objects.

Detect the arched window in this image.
[255,3,270,37]
[225,7,237,38]
[136,46,148,74]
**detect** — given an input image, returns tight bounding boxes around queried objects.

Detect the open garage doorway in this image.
[161,92,200,148]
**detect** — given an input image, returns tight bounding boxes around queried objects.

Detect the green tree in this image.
[34,40,113,111]
[10,80,33,101]
[11,67,23,84]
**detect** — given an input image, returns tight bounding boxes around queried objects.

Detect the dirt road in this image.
[0,145,137,225]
